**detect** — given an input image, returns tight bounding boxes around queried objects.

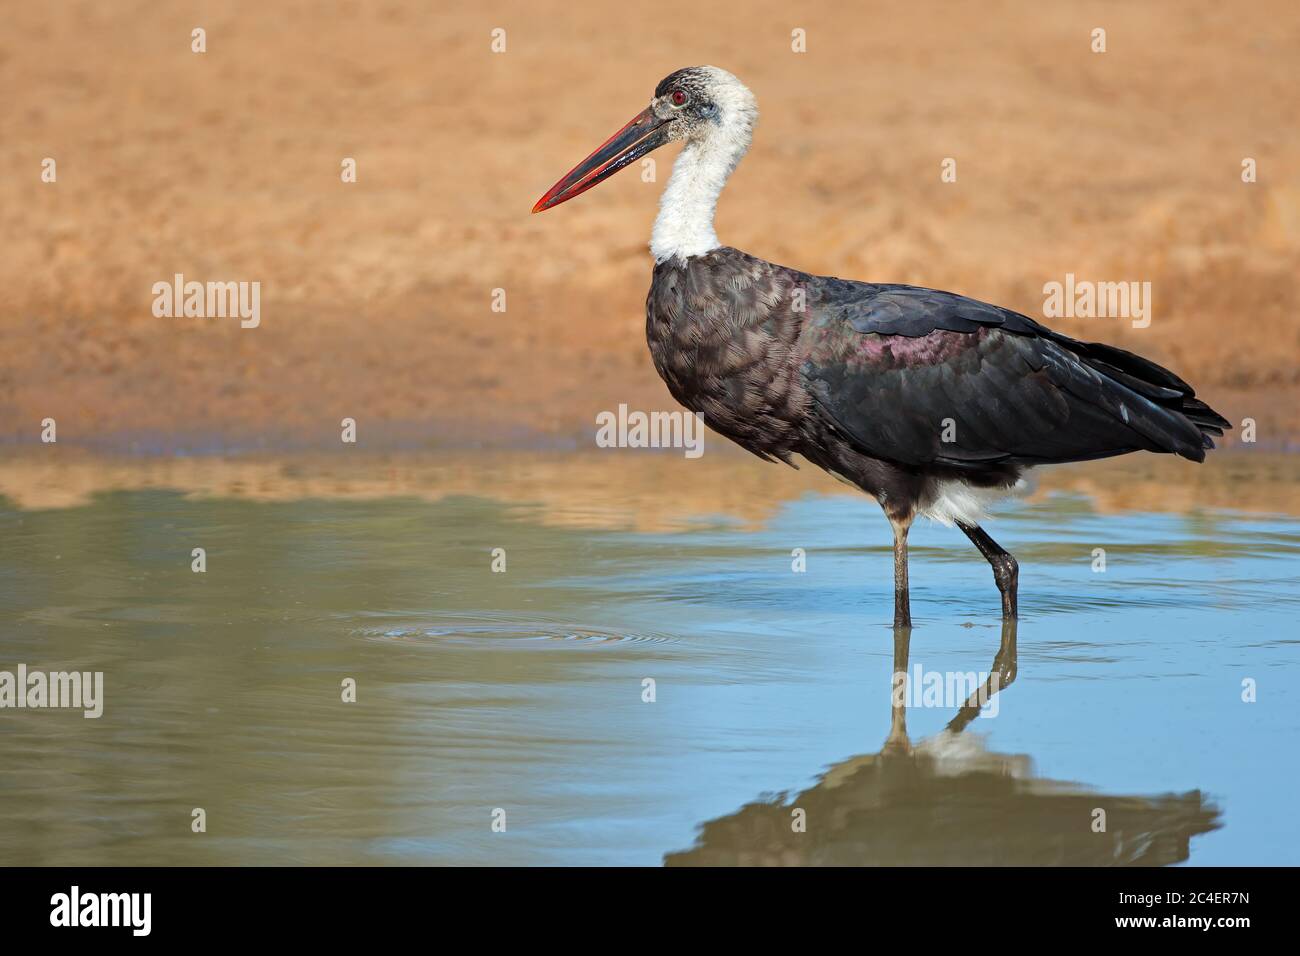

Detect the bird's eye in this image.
[670,90,688,107]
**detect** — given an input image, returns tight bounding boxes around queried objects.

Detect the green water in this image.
[1,465,1298,865]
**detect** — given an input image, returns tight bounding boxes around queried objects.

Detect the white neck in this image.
[650,96,755,263]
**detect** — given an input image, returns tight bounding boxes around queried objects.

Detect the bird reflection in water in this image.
[665,621,1221,866]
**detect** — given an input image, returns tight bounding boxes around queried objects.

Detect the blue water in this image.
[1,473,1297,865]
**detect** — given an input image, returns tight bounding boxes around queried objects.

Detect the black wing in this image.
[799,282,1228,469]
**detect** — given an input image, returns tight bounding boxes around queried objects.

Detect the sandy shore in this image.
[3,449,1297,528]
[1,1,1297,451]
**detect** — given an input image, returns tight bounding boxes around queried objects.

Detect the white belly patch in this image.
[918,476,1030,526]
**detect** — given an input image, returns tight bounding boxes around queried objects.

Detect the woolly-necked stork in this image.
[533,66,1229,627]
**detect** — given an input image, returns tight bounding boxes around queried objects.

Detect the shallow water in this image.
[1,454,1298,865]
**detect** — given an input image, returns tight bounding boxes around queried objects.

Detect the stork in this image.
[533,66,1229,628]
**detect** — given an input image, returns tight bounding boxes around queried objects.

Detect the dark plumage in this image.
[648,246,1228,510]
[535,65,1229,625]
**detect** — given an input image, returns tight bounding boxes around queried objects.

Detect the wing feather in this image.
[799,282,1225,467]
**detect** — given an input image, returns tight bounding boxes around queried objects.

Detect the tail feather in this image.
[1180,397,1231,436]
[1059,336,1231,459]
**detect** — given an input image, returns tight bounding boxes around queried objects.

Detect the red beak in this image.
[532,105,674,213]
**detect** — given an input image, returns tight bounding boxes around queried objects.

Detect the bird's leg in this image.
[884,623,912,753]
[888,513,914,628]
[945,616,1018,734]
[957,521,1019,619]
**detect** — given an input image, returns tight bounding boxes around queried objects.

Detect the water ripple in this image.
[355,611,679,649]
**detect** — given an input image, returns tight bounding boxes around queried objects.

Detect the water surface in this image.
[1,453,1297,865]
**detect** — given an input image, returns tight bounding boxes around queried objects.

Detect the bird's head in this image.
[532,66,758,214]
